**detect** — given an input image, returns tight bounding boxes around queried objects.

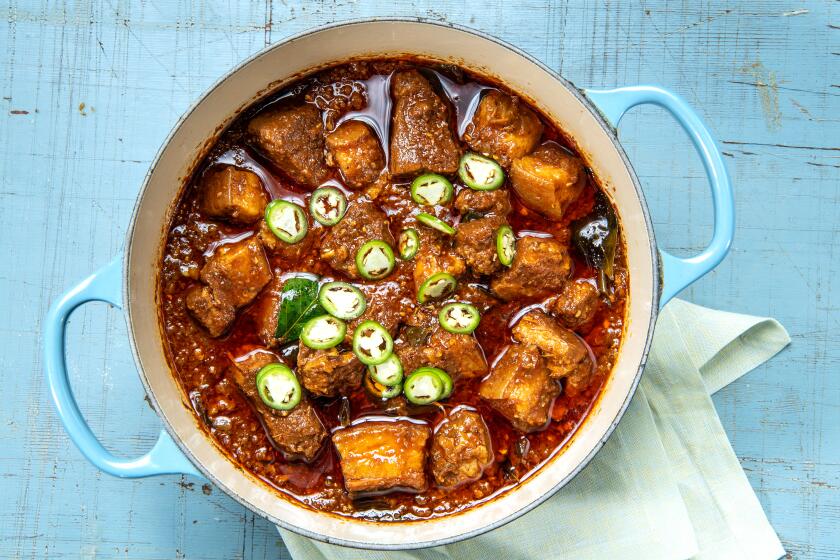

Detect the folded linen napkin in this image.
[280,299,790,560]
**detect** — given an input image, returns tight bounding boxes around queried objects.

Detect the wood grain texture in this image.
[1,0,837,558]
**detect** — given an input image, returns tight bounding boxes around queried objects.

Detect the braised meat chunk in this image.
[347,281,408,341]
[332,420,430,493]
[413,228,466,290]
[430,408,493,488]
[478,344,560,432]
[550,279,600,330]
[320,198,395,278]
[511,310,593,394]
[325,120,385,188]
[247,104,330,187]
[200,166,267,225]
[466,91,543,166]
[490,236,571,301]
[186,237,271,337]
[390,70,460,175]
[510,142,586,220]
[454,188,511,218]
[297,343,364,397]
[258,219,318,263]
[396,306,488,379]
[228,349,327,462]
[455,215,507,276]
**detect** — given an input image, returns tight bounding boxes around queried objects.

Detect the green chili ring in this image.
[403,368,445,405]
[496,225,516,267]
[438,302,481,334]
[352,320,394,366]
[417,272,457,303]
[265,199,308,244]
[427,367,454,399]
[398,228,420,260]
[318,282,367,320]
[364,373,403,400]
[410,173,454,206]
[368,354,404,386]
[300,315,346,349]
[309,186,347,226]
[458,152,505,191]
[355,240,395,280]
[416,212,455,236]
[255,363,302,411]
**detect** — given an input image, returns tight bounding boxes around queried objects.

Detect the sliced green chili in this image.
[255,363,301,411]
[417,272,457,303]
[300,314,346,349]
[416,212,456,236]
[428,367,454,399]
[438,303,481,334]
[411,174,454,206]
[403,368,445,405]
[309,187,347,226]
[368,354,403,387]
[458,152,505,191]
[496,225,516,267]
[318,282,367,320]
[352,320,394,365]
[265,199,308,243]
[364,373,403,400]
[398,228,420,260]
[355,240,395,280]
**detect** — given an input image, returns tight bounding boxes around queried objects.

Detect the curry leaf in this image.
[275,276,326,342]
[572,191,618,294]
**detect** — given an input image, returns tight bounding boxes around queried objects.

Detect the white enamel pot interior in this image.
[126,19,658,550]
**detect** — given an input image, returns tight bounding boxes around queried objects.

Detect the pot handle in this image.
[584,86,734,307]
[44,254,202,478]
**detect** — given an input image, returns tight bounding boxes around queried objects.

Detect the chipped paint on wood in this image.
[1,1,838,559]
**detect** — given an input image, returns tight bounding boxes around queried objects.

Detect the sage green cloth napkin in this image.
[280,299,790,560]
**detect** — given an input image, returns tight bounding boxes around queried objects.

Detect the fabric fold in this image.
[280,300,790,560]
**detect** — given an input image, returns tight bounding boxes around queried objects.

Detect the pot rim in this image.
[124,16,661,549]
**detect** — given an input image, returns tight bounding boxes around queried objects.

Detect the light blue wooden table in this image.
[1,1,838,558]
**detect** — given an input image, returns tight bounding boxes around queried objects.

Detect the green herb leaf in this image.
[275,276,325,342]
[572,191,618,294]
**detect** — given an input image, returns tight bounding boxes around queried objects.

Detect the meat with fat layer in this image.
[200,165,267,225]
[430,408,493,488]
[296,343,364,397]
[510,142,587,221]
[247,104,330,187]
[325,120,385,188]
[454,188,512,218]
[549,279,600,330]
[478,343,560,432]
[389,70,460,176]
[320,198,395,279]
[490,236,571,301]
[331,420,430,493]
[228,349,327,462]
[466,90,543,166]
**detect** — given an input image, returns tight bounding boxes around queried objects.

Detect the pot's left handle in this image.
[44,255,202,478]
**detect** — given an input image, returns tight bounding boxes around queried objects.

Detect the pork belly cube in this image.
[185,285,235,337]
[466,91,543,166]
[247,104,330,187]
[257,219,317,262]
[199,165,267,225]
[511,310,593,394]
[454,188,512,218]
[345,280,407,343]
[396,305,488,379]
[430,408,493,488]
[187,237,271,336]
[390,70,460,176]
[332,420,430,494]
[413,228,466,290]
[455,215,507,276]
[510,142,586,220]
[252,275,283,348]
[228,349,327,462]
[320,199,394,279]
[325,120,385,188]
[550,279,600,330]
[478,343,560,432]
[296,343,364,397]
[490,236,571,301]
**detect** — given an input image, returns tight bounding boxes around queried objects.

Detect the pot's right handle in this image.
[44,255,202,478]
[584,86,735,307]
